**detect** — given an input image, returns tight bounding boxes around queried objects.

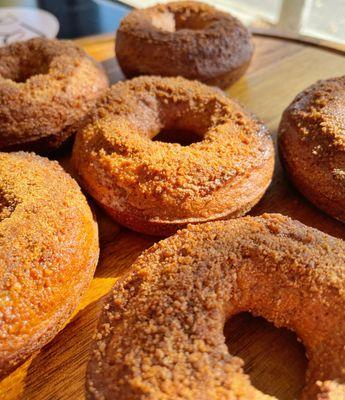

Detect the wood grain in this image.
[0,34,344,400]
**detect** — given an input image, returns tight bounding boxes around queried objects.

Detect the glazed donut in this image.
[0,38,108,152]
[278,76,345,222]
[72,76,274,236]
[115,1,253,88]
[87,214,345,400]
[0,152,99,378]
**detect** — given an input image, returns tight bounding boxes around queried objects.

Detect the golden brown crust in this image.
[72,76,274,236]
[0,38,109,152]
[86,213,345,400]
[278,76,345,222]
[115,1,253,88]
[0,152,99,378]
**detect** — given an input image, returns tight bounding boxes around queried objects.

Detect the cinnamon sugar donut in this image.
[0,38,108,152]
[0,152,99,378]
[72,76,274,236]
[87,214,345,400]
[278,76,345,222]
[115,1,253,88]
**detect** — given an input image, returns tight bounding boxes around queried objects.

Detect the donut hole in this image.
[151,10,208,32]
[0,190,18,222]
[174,13,209,31]
[145,95,222,146]
[224,312,307,400]
[7,60,50,83]
[152,128,203,146]
[0,50,51,83]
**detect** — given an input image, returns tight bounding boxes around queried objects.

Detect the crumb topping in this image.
[0,38,108,149]
[87,214,345,399]
[0,151,98,377]
[288,76,345,151]
[278,76,345,222]
[73,76,274,222]
[116,1,253,85]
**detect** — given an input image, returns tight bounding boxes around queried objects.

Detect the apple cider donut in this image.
[278,76,345,222]
[72,76,274,236]
[0,37,108,152]
[0,152,99,378]
[115,1,254,88]
[87,214,345,400]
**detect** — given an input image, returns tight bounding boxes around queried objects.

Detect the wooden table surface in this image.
[1,34,344,400]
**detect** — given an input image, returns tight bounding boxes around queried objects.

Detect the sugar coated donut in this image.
[72,76,274,236]
[115,1,253,88]
[278,76,345,222]
[0,152,99,377]
[0,38,108,152]
[87,214,345,400]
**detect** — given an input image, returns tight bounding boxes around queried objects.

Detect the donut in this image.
[0,38,108,152]
[87,214,345,400]
[278,76,345,222]
[72,76,274,236]
[0,152,99,378]
[115,1,253,88]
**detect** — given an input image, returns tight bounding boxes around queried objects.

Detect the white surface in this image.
[0,7,59,46]
[301,0,345,44]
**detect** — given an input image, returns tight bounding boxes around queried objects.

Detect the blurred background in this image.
[0,0,344,45]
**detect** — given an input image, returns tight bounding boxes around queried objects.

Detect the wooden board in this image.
[1,34,344,400]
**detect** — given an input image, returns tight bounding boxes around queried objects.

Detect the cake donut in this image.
[72,76,274,236]
[0,152,99,378]
[87,214,345,400]
[278,76,345,222]
[115,1,254,88]
[0,38,108,152]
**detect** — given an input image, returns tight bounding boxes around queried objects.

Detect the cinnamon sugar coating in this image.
[278,76,345,222]
[0,152,99,378]
[87,214,345,400]
[72,76,274,236]
[0,38,108,152]
[115,1,253,88]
